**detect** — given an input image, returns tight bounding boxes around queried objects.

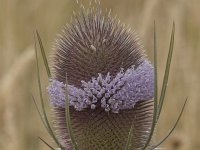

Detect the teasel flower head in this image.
[47,4,154,150]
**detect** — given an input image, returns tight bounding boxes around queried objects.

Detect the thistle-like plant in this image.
[33,3,187,150]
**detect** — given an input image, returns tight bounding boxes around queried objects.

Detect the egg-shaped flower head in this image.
[47,4,154,150]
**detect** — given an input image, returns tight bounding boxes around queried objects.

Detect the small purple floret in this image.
[47,79,66,107]
[47,60,154,113]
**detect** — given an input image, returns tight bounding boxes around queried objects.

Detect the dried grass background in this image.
[0,0,199,150]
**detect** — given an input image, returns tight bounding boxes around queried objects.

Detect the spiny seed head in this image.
[48,4,154,150]
[52,6,145,87]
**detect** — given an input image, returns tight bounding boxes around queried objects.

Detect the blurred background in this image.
[0,0,199,149]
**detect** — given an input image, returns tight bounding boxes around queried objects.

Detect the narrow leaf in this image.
[65,74,79,150]
[34,36,64,150]
[39,137,55,150]
[31,94,48,129]
[157,22,175,120]
[152,97,188,149]
[36,30,51,78]
[142,21,158,150]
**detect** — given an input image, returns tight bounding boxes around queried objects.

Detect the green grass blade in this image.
[31,94,48,129]
[36,30,51,78]
[157,22,175,121]
[34,36,64,150]
[152,97,188,149]
[39,137,55,150]
[125,124,134,150]
[65,75,79,150]
[142,21,158,150]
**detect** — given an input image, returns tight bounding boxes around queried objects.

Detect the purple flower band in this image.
[47,60,154,113]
